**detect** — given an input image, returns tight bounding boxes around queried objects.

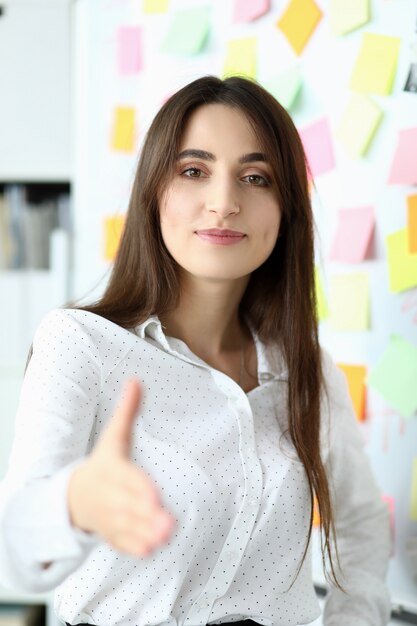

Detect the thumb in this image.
[97,378,143,458]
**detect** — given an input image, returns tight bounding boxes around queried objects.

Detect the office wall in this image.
[71,0,417,613]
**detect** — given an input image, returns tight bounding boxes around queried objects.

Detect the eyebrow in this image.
[176,149,268,164]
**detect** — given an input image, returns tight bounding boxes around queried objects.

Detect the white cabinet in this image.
[0,0,71,181]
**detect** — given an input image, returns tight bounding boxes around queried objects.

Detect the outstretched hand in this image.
[68,378,175,557]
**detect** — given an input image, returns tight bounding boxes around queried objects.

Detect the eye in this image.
[242,174,270,187]
[181,167,204,178]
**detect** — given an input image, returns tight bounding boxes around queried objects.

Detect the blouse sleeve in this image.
[0,308,102,593]
[319,349,392,626]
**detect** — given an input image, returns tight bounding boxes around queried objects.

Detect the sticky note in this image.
[337,363,367,421]
[117,26,143,74]
[388,127,417,185]
[329,272,369,331]
[104,215,125,261]
[329,206,375,263]
[161,6,210,55]
[143,0,168,13]
[329,0,370,36]
[276,0,322,55]
[223,38,257,79]
[336,94,383,157]
[264,66,302,110]
[315,266,328,321]
[233,0,270,22]
[299,118,335,178]
[408,194,417,254]
[111,107,136,152]
[313,495,320,527]
[382,494,395,555]
[411,459,417,521]
[350,32,400,95]
[368,335,417,418]
[386,229,417,293]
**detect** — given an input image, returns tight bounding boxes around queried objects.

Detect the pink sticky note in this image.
[117,26,144,74]
[233,0,270,22]
[388,126,417,185]
[299,118,335,178]
[329,206,375,263]
[382,494,395,557]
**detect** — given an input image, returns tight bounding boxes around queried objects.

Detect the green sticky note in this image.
[315,266,328,321]
[329,0,370,36]
[350,32,400,95]
[386,228,417,293]
[336,93,383,157]
[264,66,302,110]
[161,6,210,55]
[329,272,369,331]
[223,37,257,79]
[368,336,417,418]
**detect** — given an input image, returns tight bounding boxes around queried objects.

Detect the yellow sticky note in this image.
[276,0,322,56]
[104,215,125,261]
[329,272,369,331]
[337,363,367,421]
[143,0,168,13]
[223,37,257,79]
[408,194,417,254]
[350,32,400,95]
[336,94,383,157]
[386,228,417,293]
[329,0,370,36]
[315,266,328,321]
[411,458,417,521]
[111,107,136,152]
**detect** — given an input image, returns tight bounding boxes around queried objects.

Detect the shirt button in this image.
[248,497,257,507]
[228,550,238,560]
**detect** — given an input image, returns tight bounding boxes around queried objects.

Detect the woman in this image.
[0,76,390,626]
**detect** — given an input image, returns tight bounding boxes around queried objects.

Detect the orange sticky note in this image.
[337,363,367,421]
[104,215,125,261]
[313,495,320,527]
[111,107,136,152]
[407,194,417,254]
[276,0,322,56]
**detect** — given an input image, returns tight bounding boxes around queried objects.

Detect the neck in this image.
[160,273,250,360]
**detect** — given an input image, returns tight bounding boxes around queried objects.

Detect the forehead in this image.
[179,103,262,152]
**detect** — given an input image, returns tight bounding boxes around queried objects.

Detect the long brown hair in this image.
[30,75,342,588]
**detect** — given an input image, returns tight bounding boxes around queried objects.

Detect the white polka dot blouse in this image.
[0,309,391,626]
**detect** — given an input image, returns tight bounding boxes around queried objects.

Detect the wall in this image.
[71,0,417,615]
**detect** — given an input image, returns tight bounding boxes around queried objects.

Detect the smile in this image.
[195,229,246,245]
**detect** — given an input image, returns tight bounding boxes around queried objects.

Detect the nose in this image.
[204,175,240,217]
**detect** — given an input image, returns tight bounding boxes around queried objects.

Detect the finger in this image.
[98,378,143,456]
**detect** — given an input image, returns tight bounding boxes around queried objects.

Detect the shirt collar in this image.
[134,315,288,381]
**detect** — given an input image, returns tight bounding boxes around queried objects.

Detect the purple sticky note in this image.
[117,26,144,75]
[299,117,336,178]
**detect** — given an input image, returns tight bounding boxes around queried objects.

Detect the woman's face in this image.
[159,103,282,283]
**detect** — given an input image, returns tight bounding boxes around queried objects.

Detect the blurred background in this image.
[0,0,416,624]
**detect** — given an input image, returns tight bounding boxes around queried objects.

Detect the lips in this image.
[195,228,246,245]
